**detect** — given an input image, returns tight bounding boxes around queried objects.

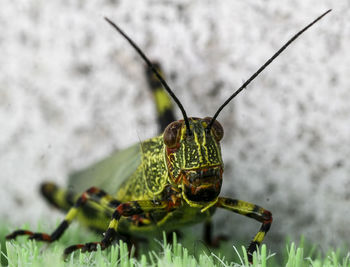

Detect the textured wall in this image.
[1,0,349,253]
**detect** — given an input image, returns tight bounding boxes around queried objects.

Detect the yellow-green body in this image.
[7,61,273,262]
[7,11,332,260]
[68,133,216,237]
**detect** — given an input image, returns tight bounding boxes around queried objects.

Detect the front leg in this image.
[216,197,272,263]
[64,199,176,255]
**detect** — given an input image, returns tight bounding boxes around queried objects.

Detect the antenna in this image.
[104,17,192,135]
[207,9,331,131]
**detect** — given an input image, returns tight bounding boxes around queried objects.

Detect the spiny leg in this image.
[64,199,176,255]
[216,197,272,263]
[6,187,119,242]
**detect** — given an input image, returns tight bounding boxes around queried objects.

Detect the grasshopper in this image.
[7,10,331,262]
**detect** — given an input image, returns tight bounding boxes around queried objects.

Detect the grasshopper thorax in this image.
[163,117,224,208]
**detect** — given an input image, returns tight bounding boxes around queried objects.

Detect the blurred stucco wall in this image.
[1,0,349,253]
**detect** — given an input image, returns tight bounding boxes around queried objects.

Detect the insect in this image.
[6,9,331,263]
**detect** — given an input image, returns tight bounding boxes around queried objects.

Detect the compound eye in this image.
[163,121,183,148]
[203,117,224,141]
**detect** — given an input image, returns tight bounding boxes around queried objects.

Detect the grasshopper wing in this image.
[68,144,141,193]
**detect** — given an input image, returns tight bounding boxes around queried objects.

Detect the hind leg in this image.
[40,182,76,212]
[145,61,176,132]
[6,187,120,243]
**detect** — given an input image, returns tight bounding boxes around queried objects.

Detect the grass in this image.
[1,222,349,267]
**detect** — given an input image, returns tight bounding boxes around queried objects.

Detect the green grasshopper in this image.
[7,10,331,262]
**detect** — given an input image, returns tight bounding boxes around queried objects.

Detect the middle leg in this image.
[64,199,177,255]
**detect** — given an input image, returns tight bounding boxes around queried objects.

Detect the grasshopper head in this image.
[163,117,224,207]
